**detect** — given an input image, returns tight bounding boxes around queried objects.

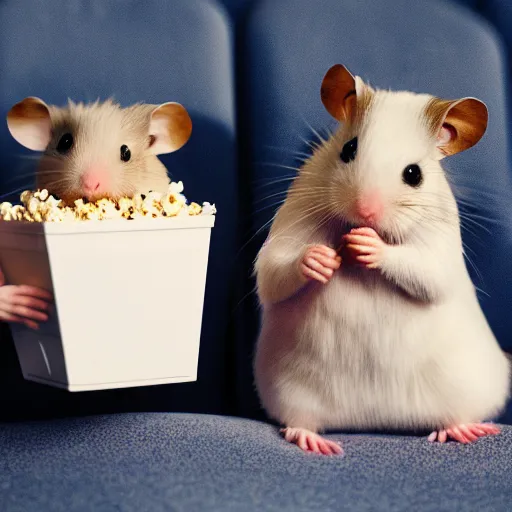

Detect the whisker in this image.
[263,145,312,160]
[255,163,301,173]
[474,285,490,298]
[457,214,492,235]
[232,283,258,312]
[463,248,484,285]
[253,177,297,190]
[0,186,31,201]
[252,200,288,216]
[300,114,326,145]
[253,191,289,206]
[1,170,66,189]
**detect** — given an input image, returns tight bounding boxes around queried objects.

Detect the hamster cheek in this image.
[36,156,72,199]
[117,158,144,195]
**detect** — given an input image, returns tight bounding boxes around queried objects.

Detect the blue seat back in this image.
[0,0,237,419]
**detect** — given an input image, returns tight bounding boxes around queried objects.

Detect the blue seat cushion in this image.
[1,413,511,511]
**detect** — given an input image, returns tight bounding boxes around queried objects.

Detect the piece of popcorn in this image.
[129,210,146,220]
[74,198,85,210]
[201,202,217,216]
[34,189,49,201]
[0,202,12,215]
[140,196,161,217]
[11,205,26,220]
[168,181,184,195]
[43,211,61,222]
[27,197,41,215]
[118,197,133,214]
[95,198,119,220]
[46,196,62,209]
[20,191,33,204]
[187,202,202,216]
[132,194,144,212]
[167,182,186,205]
[161,196,182,217]
[146,191,163,202]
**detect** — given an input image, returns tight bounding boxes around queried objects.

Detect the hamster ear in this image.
[426,97,488,159]
[7,97,52,151]
[148,102,192,155]
[321,65,373,122]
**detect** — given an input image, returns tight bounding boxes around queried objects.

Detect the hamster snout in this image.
[7,97,193,202]
[79,166,109,198]
[353,190,384,224]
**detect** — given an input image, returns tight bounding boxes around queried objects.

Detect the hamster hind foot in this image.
[427,423,500,444]
[280,427,343,456]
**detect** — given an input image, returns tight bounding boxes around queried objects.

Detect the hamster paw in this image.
[300,245,341,284]
[343,227,386,269]
[427,423,500,444]
[280,427,343,456]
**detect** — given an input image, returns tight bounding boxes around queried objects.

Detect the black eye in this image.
[56,133,73,154]
[402,164,423,187]
[120,145,131,162]
[340,137,357,163]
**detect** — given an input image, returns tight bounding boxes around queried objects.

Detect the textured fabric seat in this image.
[2,413,512,511]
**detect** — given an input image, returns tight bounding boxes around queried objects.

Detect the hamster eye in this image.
[402,164,423,187]
[56,133,73,154]
[340,137,357,163]
[120,145,131,162]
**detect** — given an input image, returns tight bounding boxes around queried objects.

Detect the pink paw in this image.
[300,245,341,284]
[343,227,386,269]
[280,427,343,456]
[427,423,500,444]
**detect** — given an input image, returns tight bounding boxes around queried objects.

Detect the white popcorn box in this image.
[0,216,214,391]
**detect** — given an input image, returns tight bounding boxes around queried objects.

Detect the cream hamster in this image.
[6,97,192,203]
[254,64,510,456]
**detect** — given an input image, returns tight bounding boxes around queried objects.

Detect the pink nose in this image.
[355,191,383,223]
[80,169,108,197]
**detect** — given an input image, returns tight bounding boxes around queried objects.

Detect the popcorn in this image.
[201,202,217,216]
[187,203,202,216]
[34,189,49,201]
[0,182,216,223]
[11,205,26,221]
[20,191,32,203]
[0,202,12,216]
[27,197,40,215]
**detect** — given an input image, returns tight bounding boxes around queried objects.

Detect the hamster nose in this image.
[80,169,107,196]
[355,191,383,223]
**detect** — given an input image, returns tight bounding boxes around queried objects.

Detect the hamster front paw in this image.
[343,227,386,269]
[300,245,341,284]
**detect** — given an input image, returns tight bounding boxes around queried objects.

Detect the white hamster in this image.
[6,97,192,203]
[254,64,510,456]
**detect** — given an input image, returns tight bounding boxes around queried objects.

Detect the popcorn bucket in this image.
[0,216,214,391]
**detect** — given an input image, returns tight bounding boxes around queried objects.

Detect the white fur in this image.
[254,89,510,432]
